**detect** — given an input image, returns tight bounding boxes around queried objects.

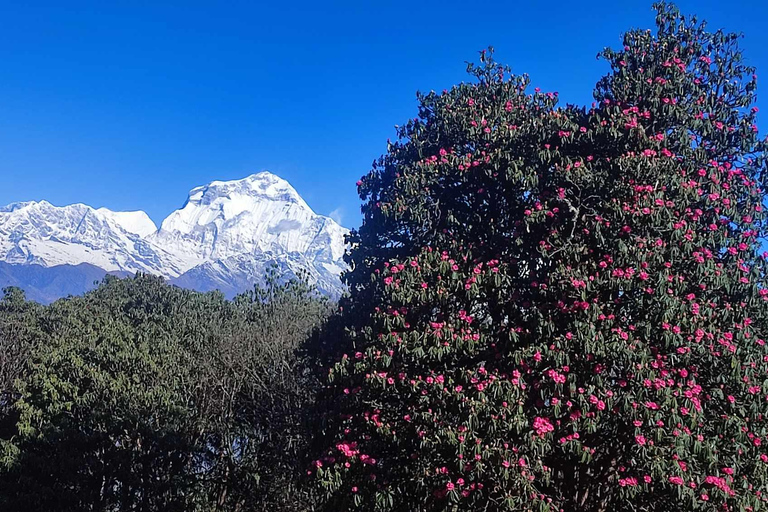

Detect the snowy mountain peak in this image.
[0,200,173,275]
[190,171,306,205]
[95,208,158,237]
[1,172,348,301]
[0,200,41,213]
[203,171,305,201]
[162,172,309,232]
[153,171,345,265]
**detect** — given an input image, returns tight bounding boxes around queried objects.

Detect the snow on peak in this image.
[0,200,172,274]
[0,200,40,213]
[1,172,349,299]
[96,208,157,237]
[153,171,346,267]
[203,172,306,203]
[161,171,309,233]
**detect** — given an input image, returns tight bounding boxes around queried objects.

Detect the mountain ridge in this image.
[0,172,348,302]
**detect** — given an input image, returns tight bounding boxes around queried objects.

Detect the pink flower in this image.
[533,417,554,436]
[669,476,684,485]
[619,477,638,487]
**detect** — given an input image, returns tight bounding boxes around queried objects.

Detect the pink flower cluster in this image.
[532,417,554,436]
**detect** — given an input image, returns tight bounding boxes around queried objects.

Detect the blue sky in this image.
[1,0,765,228]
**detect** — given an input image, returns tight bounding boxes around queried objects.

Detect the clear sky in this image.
[1,0,765,228]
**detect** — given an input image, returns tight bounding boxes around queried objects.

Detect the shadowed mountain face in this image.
[0,262,130,304]
[0,172,348,303]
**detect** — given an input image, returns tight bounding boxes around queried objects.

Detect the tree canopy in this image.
[313,3,768,511]
[0,272,331,511]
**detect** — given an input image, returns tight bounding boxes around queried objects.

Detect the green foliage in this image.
[1,3,766,511]
[314,3,768,511]
[0,287,42,452]
[0,272,331,511]
[0,287,41,396]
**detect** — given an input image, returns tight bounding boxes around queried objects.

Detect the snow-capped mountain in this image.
[0,200,177,275]
[95,208,158,238]
[150,172,346,271]
[0,172,348,302]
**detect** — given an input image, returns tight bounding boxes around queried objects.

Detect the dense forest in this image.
[0,272,331,511]
[3,3,768,511]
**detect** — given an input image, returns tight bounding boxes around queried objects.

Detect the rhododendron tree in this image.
[313,3,768,510]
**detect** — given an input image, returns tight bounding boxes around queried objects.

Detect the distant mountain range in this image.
[0,172,348,303]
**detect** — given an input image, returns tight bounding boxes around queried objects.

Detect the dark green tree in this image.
[314,4,768,511]
[0,272,331,512]
[1,275,221,511]
[0,288,42,448]
[198,270,333,511]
